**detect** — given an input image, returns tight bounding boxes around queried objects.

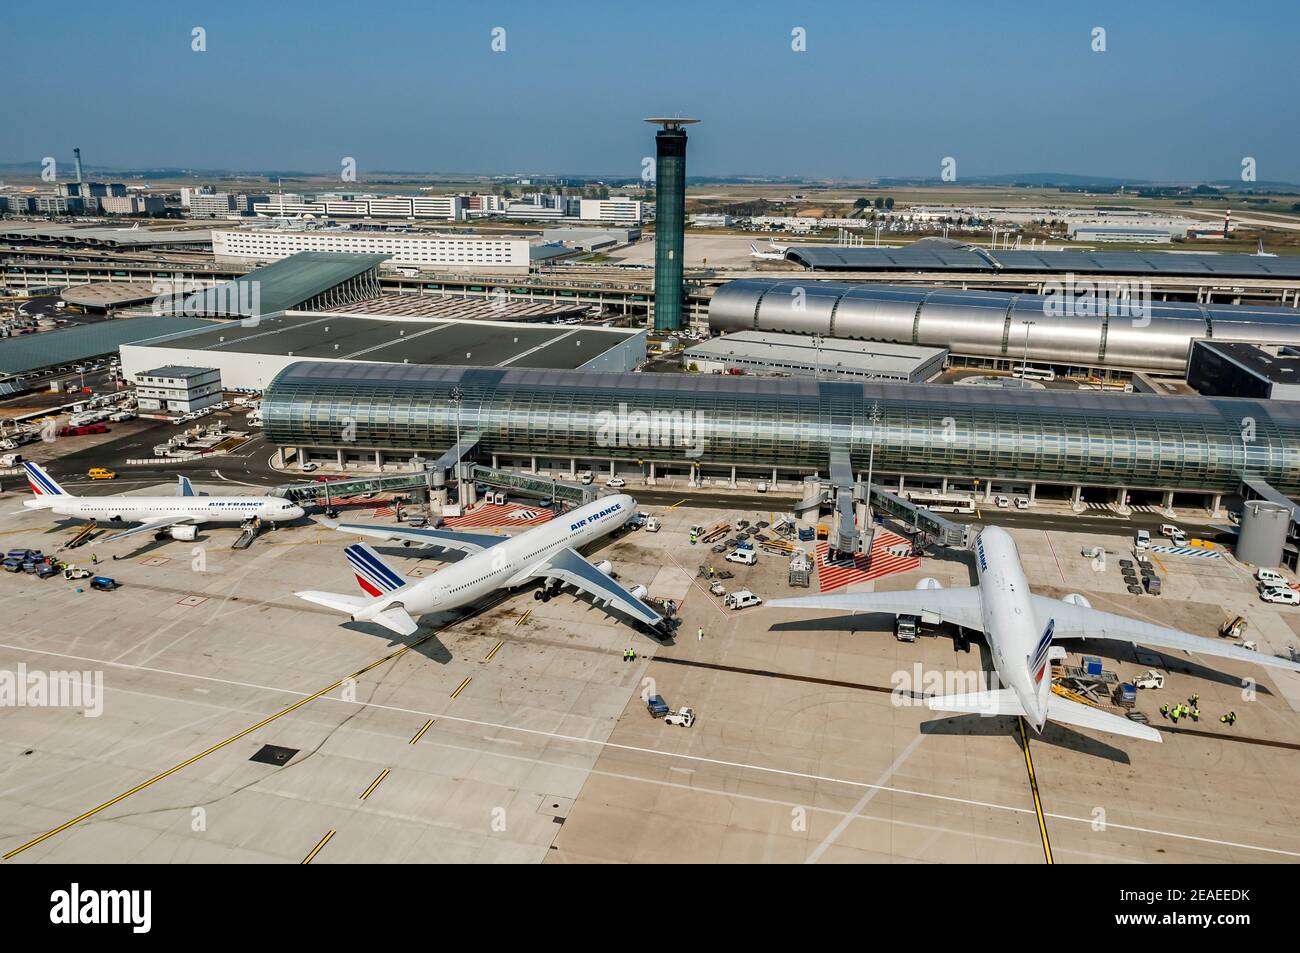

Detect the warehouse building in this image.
[261,361,1300,513]
[1187,341,1300,401]
[120,314,646,391]
[1067,224,1184,244]
[683,330,946,382]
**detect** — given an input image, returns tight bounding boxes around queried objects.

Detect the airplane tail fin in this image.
[749,243,760,254]
[344,543,406,597]
[22,461,69,499]
[177,475,196,497]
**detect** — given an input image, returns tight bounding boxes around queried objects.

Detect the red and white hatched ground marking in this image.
[816,529,920,593]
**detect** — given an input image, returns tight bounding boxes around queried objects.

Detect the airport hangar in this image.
[708,278,1300,375]
[262,360,1300,518]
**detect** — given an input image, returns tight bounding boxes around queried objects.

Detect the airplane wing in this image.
[331,522,507,555]
[770,587,985,632]
[525,548,663,628]
[91,515,195,545]
[1032,594,1300,673]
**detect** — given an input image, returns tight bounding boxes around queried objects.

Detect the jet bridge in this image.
[799,451,970,556]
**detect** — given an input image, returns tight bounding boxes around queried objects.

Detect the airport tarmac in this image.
[0,484,1298,863]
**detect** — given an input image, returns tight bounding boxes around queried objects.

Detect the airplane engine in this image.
[593,560,614,577]
[1063,593,1092,608]
[168,525,198,541]
[915,577,944,590]
[628,584,648,601]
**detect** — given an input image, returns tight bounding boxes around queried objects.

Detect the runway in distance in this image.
[772,525,1300,743]
[297,493,666,637]
[20,461,304,544]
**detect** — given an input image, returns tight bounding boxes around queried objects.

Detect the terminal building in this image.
[261,361,1300,511]
[212,229,531,274]
[709,279,1300,374]
[683,330,946,383]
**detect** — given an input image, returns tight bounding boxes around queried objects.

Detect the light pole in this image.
[1019,319,1036,384]
[449,386,463,507]
[865,401,880,498]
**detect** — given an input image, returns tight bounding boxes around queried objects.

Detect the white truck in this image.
[664,707,695,728]
[1132,669,1165,690]
[645,516,660,533]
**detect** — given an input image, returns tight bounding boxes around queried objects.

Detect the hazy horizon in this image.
[4,0,1297,184]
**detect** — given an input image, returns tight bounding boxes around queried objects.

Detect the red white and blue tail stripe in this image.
[345,543,406,598]
[23,462,67,497]
[1029,618,1055,685]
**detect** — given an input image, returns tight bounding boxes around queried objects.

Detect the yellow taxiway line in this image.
[1018,718,1054,864]
[301,830,335,864]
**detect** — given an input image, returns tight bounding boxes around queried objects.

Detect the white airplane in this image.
[21,461,304,544]
[297,494,666,637]
[772,525,1300,743]
[749,242,789,261]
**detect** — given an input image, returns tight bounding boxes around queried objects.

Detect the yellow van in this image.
[87,467,117,480]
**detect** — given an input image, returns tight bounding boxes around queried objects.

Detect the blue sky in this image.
[3,0,1297,182]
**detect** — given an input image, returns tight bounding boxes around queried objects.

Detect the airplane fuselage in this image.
[29,495,302,525]
[370,494,636,618]
[973,526,1050,730]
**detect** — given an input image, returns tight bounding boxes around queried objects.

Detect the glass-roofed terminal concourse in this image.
[263,361,1300,508]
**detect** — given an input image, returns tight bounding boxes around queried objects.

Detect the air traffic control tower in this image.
[646,118,698,332]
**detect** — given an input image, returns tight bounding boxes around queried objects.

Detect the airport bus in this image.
[1013,365,1056,382]
[903,491,977,515]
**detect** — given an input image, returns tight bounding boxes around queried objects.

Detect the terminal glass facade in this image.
[263,362,1300,494]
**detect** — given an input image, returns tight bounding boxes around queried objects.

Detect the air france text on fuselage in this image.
[570,501,623,532]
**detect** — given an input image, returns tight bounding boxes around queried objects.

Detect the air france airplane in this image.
[297,493,665,637]
[773,525,1300,743]
[21,461,304,544]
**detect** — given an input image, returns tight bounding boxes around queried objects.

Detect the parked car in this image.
[994,495,1010,508]
[1134,529,1151,551]
[1013,496,1030,509]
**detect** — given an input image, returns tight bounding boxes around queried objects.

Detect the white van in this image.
[1260,587,1299,606]
[994,495,1010,508]
[1256,568,1288,588]
[726,590,762,610]
[725,549,757,566]
[1013,496,1030,509]
[1134,530,1151,551]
